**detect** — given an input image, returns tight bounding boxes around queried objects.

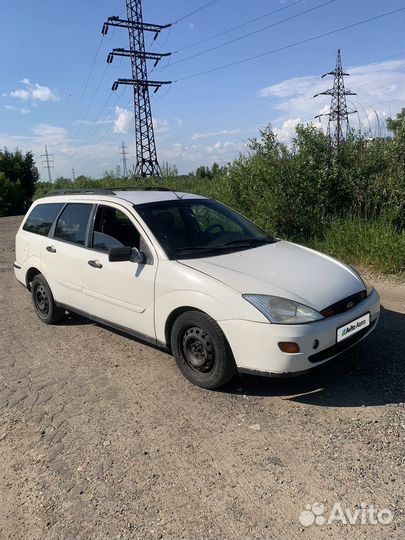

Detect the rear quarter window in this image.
[22,203,64,237]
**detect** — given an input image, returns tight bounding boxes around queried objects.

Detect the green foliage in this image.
[31,109,405,275]
[0,173,22,216]
[0,148,39,216]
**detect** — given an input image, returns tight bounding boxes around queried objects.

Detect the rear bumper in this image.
[219,288,380,376]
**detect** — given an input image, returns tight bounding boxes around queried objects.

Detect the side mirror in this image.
[130,247,146,264]
[108,246,145,264]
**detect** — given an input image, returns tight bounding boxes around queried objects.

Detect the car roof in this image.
[40,189,207,206]
[113,190,206,205]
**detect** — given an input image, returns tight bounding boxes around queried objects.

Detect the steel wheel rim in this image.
[180,326,215,374]
[35,284,49,316]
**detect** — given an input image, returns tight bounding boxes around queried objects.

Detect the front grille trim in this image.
[321,290,367,318]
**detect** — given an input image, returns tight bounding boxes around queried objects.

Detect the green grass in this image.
[310,218,405,276]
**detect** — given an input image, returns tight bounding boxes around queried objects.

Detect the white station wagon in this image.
[14,188,380,389]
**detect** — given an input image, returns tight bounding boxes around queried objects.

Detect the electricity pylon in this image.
[41,146,54,183]
[314,49,357,151]
[119,142,129,177]
[102,1,172,178]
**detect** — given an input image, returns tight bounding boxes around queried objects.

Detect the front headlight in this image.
[243,295,324,324]
[349,266,373,296]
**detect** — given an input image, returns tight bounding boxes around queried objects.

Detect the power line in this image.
[174,7,405,82]
[175,0,303,54]
[173,0,225,25]
[68,36,105,133]
[169,0,335,67]
[71,64,109,142]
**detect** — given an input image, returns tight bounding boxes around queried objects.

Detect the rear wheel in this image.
[31,274,65,324]
[171,310,237,389]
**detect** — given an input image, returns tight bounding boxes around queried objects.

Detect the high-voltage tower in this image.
[102,1,172,178]
[314,49,357,150]
[119,142,129,177]
[41,146,54,183]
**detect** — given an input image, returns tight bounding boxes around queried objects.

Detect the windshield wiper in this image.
[172,245,225,256]
[172,238,277,258]
[223,237,276,247]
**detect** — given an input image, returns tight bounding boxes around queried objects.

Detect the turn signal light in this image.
[278,342,300,353]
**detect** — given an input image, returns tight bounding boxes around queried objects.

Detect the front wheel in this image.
[31,274,65,324]
[171,311,237,389]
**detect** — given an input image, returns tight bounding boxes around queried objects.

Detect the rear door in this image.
[81,203,158,340]
[42,202,94,310]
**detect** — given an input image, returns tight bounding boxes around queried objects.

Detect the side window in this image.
[92,205,140,252]
[54,204,93,246]
[23,203,64,237]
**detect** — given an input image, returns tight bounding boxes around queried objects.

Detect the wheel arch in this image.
[164,306,204,350]
[25,266,42,291]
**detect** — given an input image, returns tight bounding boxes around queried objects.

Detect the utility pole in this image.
[119,142,129,177]
[102,1,172,178]
[41,146,54,183]
[314,49,357,152]
[72,167,76,182]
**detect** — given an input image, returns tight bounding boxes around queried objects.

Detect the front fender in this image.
[154,260,267,343]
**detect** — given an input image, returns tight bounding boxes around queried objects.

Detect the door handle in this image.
[88,259,103,269]
[46,246,56,253]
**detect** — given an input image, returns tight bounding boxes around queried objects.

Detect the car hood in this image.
[179,240,366,311]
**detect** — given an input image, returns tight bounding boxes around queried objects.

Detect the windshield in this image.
[135,198,277,259]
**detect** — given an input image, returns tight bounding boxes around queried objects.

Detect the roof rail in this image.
[113,186,172,192]
[45,188,116,197]
[44,186,173,197]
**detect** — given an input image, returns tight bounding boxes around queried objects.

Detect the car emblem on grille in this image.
[347,301,354,309]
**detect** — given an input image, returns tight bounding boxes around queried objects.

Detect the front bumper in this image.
[219,288,380,376]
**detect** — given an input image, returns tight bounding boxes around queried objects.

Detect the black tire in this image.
[171,310,237,389]
[31,274,65,324]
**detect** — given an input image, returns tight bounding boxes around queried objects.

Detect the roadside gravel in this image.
[0,216,404,540]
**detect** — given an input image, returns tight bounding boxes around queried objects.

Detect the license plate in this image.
[337,313,370,343]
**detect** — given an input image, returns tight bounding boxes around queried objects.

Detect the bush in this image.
[31,109,405,275]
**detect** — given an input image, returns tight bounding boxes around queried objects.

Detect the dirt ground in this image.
[0,215,404,540]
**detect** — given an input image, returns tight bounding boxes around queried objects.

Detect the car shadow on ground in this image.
[225,306,405,407]
[58,313,94,326]
[63,306,404,407]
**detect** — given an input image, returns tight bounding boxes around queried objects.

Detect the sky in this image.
[0,0,404,179]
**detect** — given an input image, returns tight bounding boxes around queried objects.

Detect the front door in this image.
[81,203,157,340]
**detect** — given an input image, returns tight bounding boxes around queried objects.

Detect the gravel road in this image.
[0,215,404,540]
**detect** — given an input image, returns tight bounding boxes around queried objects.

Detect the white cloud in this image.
[3,104,30,114]
[258,59,405,140]
[113,108,171,136]
[153,118,170,134]
[8,78,58,103]
[192,128,241,141]
[206,140,243,155]
[273,118,301,142]
[10,89,30,100]
[32,123,67,144]
[113,106,133,134]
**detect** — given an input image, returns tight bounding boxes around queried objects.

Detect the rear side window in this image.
[23,203,64,237]
[54,203,93,246]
